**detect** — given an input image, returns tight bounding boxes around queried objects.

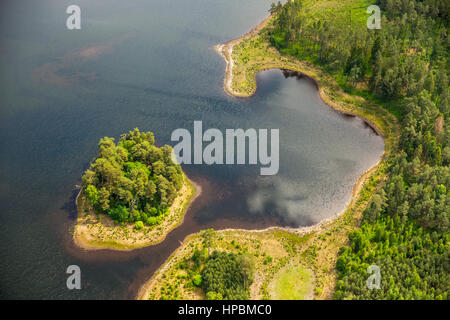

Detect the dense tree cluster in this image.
[269,0,449,299]
[172,229,255,300]
[335,215,448,299]
[81,128,184,226]
[201,251,255,300]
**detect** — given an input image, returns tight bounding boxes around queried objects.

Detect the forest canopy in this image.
[81,128,184,226]
[201,250,255,300]
[268,0,449,299]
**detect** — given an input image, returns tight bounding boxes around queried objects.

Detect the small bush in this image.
[134,221,144,230]
[192,274,202,287]
[263,256,272,265]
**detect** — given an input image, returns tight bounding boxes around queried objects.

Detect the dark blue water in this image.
[0,0,383,299]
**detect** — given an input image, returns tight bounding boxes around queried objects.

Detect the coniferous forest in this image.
[269,0,449,299]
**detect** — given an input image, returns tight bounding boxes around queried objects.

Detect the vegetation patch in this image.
[270,265,314,300]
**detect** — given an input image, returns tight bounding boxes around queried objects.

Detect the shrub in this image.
[146,216,158,226]
[134,221,144,230]
[206,291,223,300]
[108,205,130,222]
[263,256,272,265]
[192,274,202,287]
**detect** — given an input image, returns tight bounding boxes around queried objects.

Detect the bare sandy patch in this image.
[73,174,199,251]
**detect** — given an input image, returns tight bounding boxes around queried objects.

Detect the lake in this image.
[0,0,383,299]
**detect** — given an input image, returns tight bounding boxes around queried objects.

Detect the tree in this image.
[85,185,99,207]
[237,254,255,290]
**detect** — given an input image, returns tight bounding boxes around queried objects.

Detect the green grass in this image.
[271,265,314,300]
[301,0,376,25]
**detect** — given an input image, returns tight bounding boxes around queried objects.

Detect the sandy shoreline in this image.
[214,15,273,97]
[73,174,201,251]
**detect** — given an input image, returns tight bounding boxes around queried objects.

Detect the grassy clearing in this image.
[301,0,375,25]
[270,265,314,300]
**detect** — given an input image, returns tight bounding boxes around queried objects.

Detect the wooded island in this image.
[74,128,196,250]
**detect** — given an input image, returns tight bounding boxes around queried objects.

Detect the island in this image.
[73,128,198,250]
[139,0,448,300]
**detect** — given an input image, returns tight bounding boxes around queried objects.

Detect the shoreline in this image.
[214,14,273,98]
[135,232,198,300]
[73,174,201,251]
[282,69,385,137]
